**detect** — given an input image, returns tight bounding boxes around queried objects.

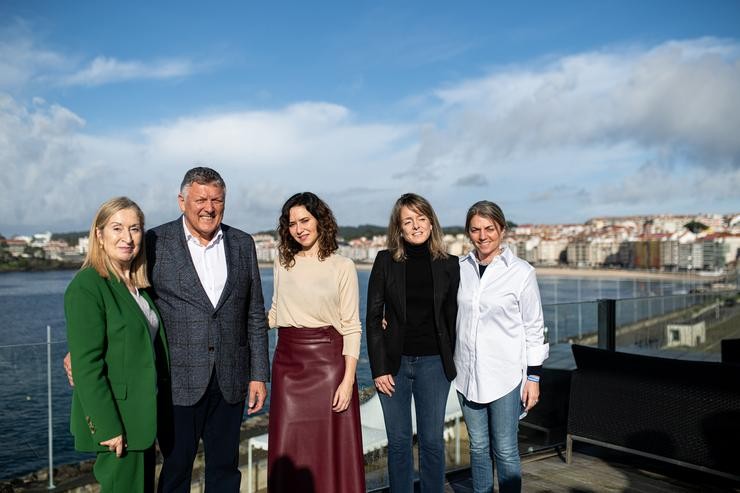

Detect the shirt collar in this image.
[182,216,223,248]
[463,244,512,268]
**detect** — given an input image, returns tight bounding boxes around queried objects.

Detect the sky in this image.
[1,1,739,235]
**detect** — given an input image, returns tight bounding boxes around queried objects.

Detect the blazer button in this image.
[211,313,217,319]
[208,346,214,352]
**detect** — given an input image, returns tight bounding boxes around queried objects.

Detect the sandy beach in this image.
[531,266,708,281]
[260,261,716,281]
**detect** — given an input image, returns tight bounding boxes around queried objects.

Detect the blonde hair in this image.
[81,197,150,288]
[387,193,448,262]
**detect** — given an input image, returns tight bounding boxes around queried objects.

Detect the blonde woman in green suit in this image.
[65,197,169,493]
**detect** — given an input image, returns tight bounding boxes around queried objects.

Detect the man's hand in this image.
[247,381,267,415]
[63,352,74,387]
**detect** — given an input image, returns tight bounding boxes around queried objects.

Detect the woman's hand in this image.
[522,380,540,411]
[100,435,126,457]
[374,374,395,396]
[332,378,353,412]
[63,352,74,387]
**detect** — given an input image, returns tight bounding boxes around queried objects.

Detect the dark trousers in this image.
[158,372,245,493]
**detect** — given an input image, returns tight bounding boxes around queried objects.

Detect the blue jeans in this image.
[378,355,450,493]
[458,384,522,493]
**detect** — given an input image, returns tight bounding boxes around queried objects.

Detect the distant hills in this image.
[28,222,521,245]
[256,224,481,240]
[51,232,87,246]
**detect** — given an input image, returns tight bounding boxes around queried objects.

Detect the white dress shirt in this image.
[454,245,549,404]
[183,218,227,308]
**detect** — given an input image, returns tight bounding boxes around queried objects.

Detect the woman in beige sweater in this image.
[267,191,365,493]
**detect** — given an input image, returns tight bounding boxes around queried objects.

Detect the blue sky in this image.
[1,1,739,235]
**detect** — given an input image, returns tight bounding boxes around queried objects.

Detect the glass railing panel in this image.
[614,291,738,360]
[0,339,90,482]
[543,301,599,346]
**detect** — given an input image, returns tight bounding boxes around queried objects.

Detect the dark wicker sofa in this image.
[566,344,740,480]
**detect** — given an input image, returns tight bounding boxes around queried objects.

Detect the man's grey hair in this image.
[180,167,227,198]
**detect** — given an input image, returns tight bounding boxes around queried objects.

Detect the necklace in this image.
[477,247,503,266]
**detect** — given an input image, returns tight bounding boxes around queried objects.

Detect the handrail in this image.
[0,341,66,349]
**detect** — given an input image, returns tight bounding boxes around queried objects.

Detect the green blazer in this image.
[65,267,170,452]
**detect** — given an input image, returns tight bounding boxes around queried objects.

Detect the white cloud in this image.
[1,37,739,234]
[427,37,740,169]
[60,56,197,87]
[0,25,201,91]
[454,173,488,187]
[396,37,740,222]
[0,94,416,234]
[0,34,67,90]
[599,161,740,206]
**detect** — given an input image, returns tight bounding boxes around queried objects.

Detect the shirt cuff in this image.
[341,332,361,359]
[526,343,549,366]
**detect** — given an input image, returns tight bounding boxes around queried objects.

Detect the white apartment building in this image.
[537,238,568,265]
[78,237,89,254]
[31,232,52,247]
[677,242,703,270]
[589,237,622,266]
[567,240,590,267]
[699,234,740,270]
[660,238,679,270]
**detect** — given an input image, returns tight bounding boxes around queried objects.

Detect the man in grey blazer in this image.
[148,167,269,492]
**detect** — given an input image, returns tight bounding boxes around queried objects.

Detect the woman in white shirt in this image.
[454,201,549,493]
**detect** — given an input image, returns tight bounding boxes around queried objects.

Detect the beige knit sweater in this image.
[268,253,362,359]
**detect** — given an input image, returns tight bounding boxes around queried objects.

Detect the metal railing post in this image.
[597,299,616,351]
[47,325,56,490]
[577,278,582,339]
[554,279,559,343]
[454,416,460,465]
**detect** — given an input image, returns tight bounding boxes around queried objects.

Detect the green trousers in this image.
[93,446,155,493]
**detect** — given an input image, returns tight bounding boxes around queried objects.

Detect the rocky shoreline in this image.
[1,387,377,492]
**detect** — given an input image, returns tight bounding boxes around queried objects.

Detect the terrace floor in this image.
[438,445,740,493]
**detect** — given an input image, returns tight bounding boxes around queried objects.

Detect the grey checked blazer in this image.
[146,218,270,406]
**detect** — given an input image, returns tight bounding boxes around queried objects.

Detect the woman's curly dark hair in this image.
[277,192,339,268]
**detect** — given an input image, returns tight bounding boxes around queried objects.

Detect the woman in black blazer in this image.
[366,193,460,493]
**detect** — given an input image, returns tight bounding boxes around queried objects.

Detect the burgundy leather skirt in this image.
[268,326,365,493]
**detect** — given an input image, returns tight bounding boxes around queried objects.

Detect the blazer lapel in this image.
[430,258,446,328]
[173,219,217,312]
[108,276,151,341]
[141,290,170,368]
[214,226,236,313]
[391,256,407,323]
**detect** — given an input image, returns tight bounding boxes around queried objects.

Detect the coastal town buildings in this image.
[2,213,739,273]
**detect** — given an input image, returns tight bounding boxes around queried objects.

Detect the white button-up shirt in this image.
[183,218,227,308]
[454,246,549,404]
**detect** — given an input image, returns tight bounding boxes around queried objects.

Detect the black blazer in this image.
[366,249,460,381]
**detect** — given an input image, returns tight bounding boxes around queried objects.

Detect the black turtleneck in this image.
[403,240,439,356]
